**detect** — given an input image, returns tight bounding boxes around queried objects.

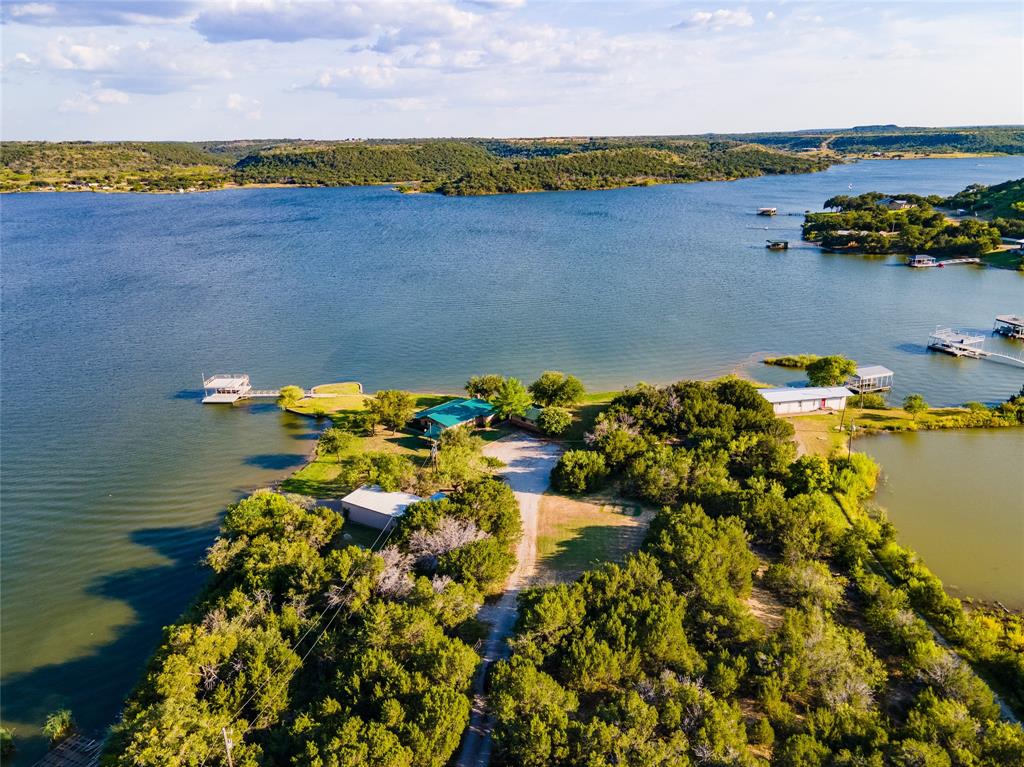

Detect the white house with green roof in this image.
[412,397,496,439]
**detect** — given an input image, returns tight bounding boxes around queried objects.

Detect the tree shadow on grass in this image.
[0,522,218,766]
[539,523,645,579]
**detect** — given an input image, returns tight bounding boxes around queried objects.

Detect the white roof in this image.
[341,485,422,518]
[853,365,893,379]
[760,387,853,404]
[205,375,249,388]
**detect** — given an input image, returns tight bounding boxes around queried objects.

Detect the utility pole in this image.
[848,422,855,460]
[222,727,234,767]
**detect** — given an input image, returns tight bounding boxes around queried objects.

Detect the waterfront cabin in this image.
[846,365,894,394]
[510,406,543,432]
[766,240,789,251]
[881,198,912,211]
[757,207,777,216]
[993,315,1024,340]
[907,254,937,268]
[340,485,423,530]
[412,397,496,439]
[202,374,252,403]
[759,386,853,415]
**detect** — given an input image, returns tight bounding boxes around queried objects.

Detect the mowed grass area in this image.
[289,381,367,416]
[562,391,619,445]
[981,248,1024,270]
[280,389,456,497]
[789,405,985,457]
[536,490,656,581]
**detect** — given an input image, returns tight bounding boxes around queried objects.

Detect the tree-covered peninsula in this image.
[94,377,1024,767]
[801,182,1024,268]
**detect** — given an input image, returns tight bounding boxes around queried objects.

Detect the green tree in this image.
[551,450,608,494]
[492,377,532,419]
[277,384,304,410]
[529,371,586,407]
[318,427,357,462]
[368,389,416,433]
[436,427,486,490]
[0,726,14,758]
[466,374,505,400]
[537,406,573,436]
[43,709,75,744]
[902,393,929,421]
[805,355,857,387]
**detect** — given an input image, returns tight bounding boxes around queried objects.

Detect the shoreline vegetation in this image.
[86,370,1024,767]
[801,179,1024,271]
[3,126,1022,197]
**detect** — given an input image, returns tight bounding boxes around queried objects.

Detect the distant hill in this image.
[2,125,1021,195]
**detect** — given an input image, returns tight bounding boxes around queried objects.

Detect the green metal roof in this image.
[415,397,496,428]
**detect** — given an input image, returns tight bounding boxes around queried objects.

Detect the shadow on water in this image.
[894,343,930,356]
[171,388,205,401]
[243,453,309,470]
[0,522,218,766]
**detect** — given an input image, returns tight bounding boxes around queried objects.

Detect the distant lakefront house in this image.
[880,197,912,211]
[759,386,853,415]
[340,485,424,530]
[412,397,496,439]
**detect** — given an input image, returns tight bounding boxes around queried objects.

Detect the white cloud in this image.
[59,85,130,113]
[226,92,262,119]
[676,8,755,31]
[40,34,231,93]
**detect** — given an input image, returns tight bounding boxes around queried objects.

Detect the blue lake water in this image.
[2,157,1023,759]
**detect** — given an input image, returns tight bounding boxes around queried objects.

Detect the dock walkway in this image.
[928,328,1024,367]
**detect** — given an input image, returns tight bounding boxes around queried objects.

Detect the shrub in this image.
[849,393,887,409]
[551,450,608,494]
[43,709,75,744]
[537,406,573,436]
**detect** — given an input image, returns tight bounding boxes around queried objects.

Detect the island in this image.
[62,371,1023,767]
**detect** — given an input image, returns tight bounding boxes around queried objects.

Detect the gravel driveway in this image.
[455,433,562,767]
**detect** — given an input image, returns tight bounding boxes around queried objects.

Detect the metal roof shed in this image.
[759,387,853,415]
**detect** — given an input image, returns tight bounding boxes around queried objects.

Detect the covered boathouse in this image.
[846,365,894,394]
[412,397,496,439]
[994,315,1024,340]
[759,387,853,415]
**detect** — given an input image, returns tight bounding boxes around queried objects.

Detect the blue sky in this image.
[1,1,1021,140]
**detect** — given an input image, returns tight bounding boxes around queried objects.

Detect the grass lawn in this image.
[981,248,1024,271]
[289,381,368,417]
[536,490,655,580]
[562,391,619,446]
[789,405,981,457]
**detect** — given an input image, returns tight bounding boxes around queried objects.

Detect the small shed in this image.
[846,365,894,393]
[759,387,853,415]
[340,485,422,530]
[510,406,543,432]
[413,397,496,437]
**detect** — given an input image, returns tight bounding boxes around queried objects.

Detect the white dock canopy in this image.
[847,365,894,393]
[760,387,853,415]
[340,485,422,530]
[202,373,252,404]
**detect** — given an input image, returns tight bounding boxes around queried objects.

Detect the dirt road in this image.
[454,434,562,767]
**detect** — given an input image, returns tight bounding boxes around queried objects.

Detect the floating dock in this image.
[766,239,789,250]
[757,207,777,216]
[993,314,1024,340]
[927,328,1024,367]
[202,373,305,404]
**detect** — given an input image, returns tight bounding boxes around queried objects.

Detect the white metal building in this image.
[340,485,423,530]
[760,387,853,415]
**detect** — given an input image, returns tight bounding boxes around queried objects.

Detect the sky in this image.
[1,0,1021,141]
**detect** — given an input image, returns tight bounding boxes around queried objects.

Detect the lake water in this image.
[860,429,1024,609]
[2,157,1023,760]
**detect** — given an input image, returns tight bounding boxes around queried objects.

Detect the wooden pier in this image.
[928,328,1024,367]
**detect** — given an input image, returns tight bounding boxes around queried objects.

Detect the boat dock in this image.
[202,373,310,404]
[993,314,1024,340]
[757,207,777,216]
[907,255,981,268]
[928,328,1024,367]
[766,239,789,250]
